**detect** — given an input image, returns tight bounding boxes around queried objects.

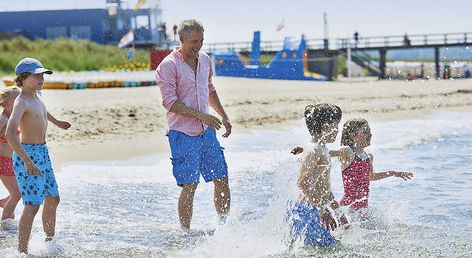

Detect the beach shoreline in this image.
[3,76,472,167]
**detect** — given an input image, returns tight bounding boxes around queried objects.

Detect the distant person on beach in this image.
[287,103,347,248]
[6,57,71,253]
[0,86,21,228]
[156,19,232,230]
[403,34,411,47]
[353,31,359,47]
[173,24,178,41]
[330,118,413,211]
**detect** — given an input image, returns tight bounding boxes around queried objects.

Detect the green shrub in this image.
[0,37,150,75]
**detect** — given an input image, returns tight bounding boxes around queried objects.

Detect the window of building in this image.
[46,26,67,39]
[70,26,92,40]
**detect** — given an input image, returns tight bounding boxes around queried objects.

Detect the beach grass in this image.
[0,37,150,74]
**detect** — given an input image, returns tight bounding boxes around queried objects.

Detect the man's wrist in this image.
[194,111,204,120]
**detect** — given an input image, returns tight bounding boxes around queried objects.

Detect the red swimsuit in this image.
[339,152,371,210]
[0,131,20,177]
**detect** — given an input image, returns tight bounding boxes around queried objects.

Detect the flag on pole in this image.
[276,20,285,32]
[134,0,147,11]
[118,30,134,48]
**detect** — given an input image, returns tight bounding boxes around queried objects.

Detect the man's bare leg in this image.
[213,177,230,221]
[178,184,197,230]
[42,195,60,240]
[18,205,40,254]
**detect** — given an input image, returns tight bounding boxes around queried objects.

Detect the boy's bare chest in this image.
[26,101,47,119]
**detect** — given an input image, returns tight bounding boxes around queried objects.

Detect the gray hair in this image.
[178,19,204,37]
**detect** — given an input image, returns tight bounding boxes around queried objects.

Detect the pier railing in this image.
[203,32,472,52]
[337,32,472,49]
[204,38,326,53]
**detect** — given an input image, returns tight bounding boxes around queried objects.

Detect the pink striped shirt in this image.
[156,49,216,136]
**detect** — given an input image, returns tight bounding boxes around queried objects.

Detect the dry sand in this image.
[3,76,472,167]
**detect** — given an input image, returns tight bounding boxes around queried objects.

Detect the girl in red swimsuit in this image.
[0,86,21,224]
[331,118,413,211]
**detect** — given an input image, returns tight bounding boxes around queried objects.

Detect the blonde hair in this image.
[0,86,20,106]
[14,72,30,87]
[341,118,369,147]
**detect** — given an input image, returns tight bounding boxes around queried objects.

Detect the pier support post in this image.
[434,47,440,79]
[379,48,387,79]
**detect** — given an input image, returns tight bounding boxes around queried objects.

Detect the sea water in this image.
[0,111,471,257]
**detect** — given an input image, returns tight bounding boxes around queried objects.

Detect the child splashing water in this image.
[0,86,21,229]
[330,118,413,211]
[287,103,347,248]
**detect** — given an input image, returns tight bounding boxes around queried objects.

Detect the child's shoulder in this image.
[339,146,353,153]
[305,142,329,157]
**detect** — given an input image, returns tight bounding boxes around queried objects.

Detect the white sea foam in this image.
[0,111,471,256]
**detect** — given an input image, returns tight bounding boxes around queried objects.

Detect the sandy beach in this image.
[2,76,472,166]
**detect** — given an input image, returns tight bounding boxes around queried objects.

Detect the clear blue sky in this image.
[1,0,471,43]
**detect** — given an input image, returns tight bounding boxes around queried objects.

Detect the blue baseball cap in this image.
[15,57,53,75]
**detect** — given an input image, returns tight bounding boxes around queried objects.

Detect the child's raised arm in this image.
[47,112,71,130]
[329,149,343,157]
[369,155,413,181]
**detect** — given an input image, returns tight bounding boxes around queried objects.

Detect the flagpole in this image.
[347,35,352,85]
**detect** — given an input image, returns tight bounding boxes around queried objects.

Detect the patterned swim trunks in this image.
[13,143,59,205]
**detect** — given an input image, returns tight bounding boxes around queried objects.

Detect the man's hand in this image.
[221,118,232,138]
[320,210,337,231]
[24,159,41,176]
[199,113,222,130]
[56,120,71,130]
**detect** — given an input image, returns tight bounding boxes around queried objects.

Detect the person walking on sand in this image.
[6,57,71,253]
[156,19,231,230]
[0,86,22,229]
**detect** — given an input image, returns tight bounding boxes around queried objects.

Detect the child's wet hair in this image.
[304,103,342,135]
[14,72,30,87]
[0,86,20,105]
[341,118,369,147]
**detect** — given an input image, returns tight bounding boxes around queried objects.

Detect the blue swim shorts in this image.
[287,201,336,248]
[13,143,59,206]
[167,128,228,186]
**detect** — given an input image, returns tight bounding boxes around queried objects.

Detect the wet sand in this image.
[3,76,472,167]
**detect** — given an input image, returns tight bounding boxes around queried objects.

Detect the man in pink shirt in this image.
[156,19,231,230]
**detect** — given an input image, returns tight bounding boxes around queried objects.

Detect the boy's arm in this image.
[329,149,343,157]
[369,154,413,181]
[6,100,41,175]
[47,112,71,130]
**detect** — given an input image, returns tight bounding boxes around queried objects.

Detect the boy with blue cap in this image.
[6,57,71,254]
